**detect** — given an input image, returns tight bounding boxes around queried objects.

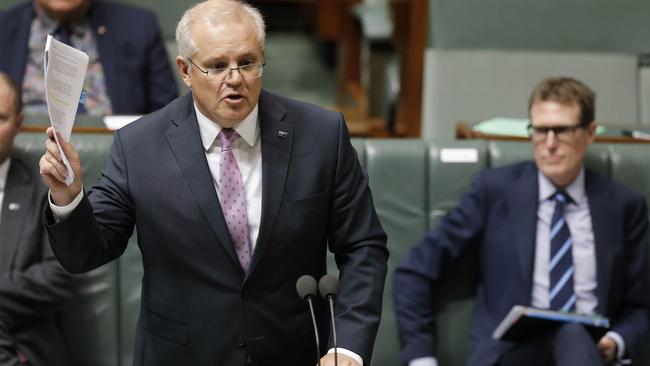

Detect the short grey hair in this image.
[176,0,266,60]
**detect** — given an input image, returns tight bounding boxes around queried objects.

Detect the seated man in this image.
[0,72,74,366]
[394,77,650,366]
[0,0,178,115]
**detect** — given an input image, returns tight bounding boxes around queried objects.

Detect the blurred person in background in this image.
[0,71,74,366]
[394,77,650,366]
[0,0,178,116]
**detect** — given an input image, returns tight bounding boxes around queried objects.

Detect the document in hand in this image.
[492,305,610,342]
[44,35,89,185]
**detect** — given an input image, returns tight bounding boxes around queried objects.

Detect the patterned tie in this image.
[218,129,252,272]
[55,24,72,46]
[548,191,576,312]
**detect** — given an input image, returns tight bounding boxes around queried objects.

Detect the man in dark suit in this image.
[0,72,74,366]
[394,77,650,366]
[39,1,388,365]
[0,0,178,115]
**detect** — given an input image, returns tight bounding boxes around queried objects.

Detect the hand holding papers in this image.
[44,35,89,185]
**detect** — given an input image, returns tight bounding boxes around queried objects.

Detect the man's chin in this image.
[540,165,565,179]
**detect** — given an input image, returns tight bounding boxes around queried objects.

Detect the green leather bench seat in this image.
[12,133,650,366]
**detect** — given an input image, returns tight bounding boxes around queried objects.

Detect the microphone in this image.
[296,275,321,366]
[319,274,339,366]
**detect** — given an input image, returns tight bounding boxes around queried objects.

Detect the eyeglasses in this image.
[527,123,588,142]
[186,58,265,83]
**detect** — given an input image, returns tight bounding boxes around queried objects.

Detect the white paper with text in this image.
[44,35,89,185]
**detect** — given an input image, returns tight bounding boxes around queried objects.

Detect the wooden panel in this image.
[391,0,428,137]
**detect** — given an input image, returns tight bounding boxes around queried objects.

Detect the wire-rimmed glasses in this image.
[187,58,265,84]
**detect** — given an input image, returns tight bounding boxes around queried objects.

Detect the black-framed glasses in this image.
[186,58,265,83]
[527,123,588,142]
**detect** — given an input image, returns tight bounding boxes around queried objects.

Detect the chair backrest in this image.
[11,133,650,366]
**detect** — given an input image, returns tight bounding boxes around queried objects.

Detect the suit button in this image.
[237,336,245,347]
[241,291,249,299]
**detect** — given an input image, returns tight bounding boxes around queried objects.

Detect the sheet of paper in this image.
[44,35,89,185]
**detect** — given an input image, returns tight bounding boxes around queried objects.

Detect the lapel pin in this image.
[277,130,288,138]
[98,25,106,35]
[8,203,20,211]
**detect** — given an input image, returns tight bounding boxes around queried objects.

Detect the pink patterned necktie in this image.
[218,128,252,272]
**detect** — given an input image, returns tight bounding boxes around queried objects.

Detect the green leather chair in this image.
[11,133,650,365]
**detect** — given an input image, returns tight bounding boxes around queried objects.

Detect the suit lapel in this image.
[6,3,32,84]
[0,159,33,273]
[249,91,292,275]
[507,163,539,300]
[164,94,240,269]
[585,171,614,315]
[89,2,120,112]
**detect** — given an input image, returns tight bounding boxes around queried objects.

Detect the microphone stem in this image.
[328,296,337,366]
[307,297,321,366]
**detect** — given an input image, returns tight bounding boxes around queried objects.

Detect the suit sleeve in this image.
[46,130,135,274]
[0,193,74,328]
[393,171,488,364]
[0,320,21,366]
[326,114,389,363]
[610,194,650,350]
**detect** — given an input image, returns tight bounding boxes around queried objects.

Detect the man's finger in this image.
[44,138,63,162]
[39,155,67,184]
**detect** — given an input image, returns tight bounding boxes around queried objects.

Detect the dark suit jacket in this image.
[47,90,389,365]
[394,162,650,366]
[0,0,178,114]
[0,155,74,366]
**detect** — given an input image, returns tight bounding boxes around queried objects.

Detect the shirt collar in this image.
[34,5,58,35]
[0,158,11,192]
[538,166,586,205]
[194,104,260,152]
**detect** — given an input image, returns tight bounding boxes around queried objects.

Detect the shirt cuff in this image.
[605,331,625,361]
[409,357,438,366]
[49,188,84,222]
[327,348,363,365]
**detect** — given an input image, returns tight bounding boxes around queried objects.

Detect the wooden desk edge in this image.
[21,126,115,134]
[455,122,650,144]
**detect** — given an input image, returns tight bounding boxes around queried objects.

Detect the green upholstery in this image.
[10,133,650,365]
[364,139,429,364]
[13,133,119,366]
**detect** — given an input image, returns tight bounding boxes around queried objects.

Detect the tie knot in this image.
[55,24,73,42]
[218,128,238,150]
[552,190,572,205]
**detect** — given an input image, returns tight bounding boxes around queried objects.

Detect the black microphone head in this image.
[318,274,339,299]
[296,275,318,301]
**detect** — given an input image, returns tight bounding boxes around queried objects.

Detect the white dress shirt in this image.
[195,103,262,250]
[533,167,624,359]
[532,167,598,313]
[0,158,11,226]
[49,104,364,365]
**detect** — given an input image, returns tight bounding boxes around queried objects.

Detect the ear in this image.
[11,113,23,138]
[585,121,597,143]
[176,56,192,88]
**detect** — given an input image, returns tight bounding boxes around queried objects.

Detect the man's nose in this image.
[224,68,244,86]
[545,130,558,147]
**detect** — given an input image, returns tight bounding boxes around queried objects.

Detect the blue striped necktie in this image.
[548,191,576,312]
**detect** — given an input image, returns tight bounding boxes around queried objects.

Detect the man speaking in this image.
[39,1,388,365]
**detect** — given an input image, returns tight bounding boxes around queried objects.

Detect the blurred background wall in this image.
[2,0,650,138]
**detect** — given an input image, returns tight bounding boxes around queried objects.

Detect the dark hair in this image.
[0,72,22,115]
[528,77,595,126]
